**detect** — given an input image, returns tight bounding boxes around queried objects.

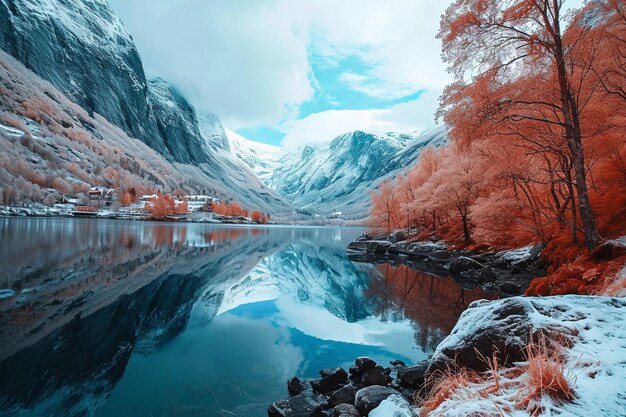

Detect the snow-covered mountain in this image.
[0,0,293,214]
[265,127,448,219]
[224,129,284,184]
[0,0,447,219]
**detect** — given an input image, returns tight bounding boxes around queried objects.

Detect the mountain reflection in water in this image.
[0,217,496,417]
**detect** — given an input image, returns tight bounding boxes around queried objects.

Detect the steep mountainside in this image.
[0,49,222,202]
[194,117,290,213]
[268,128,447,219]
[147,78,211,165]
[0,0,165,151]
[0,0,292,213]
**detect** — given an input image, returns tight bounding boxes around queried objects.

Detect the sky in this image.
[107,0,583,148]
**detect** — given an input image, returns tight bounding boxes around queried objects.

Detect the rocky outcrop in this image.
[288,377,306,396]
[422,296,626,416]
[396,363,428,388]
[268,384,326,417]
[348,234,547,297]
[354,386,401,415]
[311,368,349,394]
[269,296,626,417]
[268,357,421,417]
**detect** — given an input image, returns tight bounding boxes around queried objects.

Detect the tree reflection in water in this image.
[365,264,497,353]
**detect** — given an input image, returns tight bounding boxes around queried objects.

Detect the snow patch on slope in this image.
[225,128,284,183]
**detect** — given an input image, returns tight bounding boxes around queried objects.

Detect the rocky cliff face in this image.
[0,0,223,165]
[0,0,292,212]
[147,77,211,164]
[0,0,167,152]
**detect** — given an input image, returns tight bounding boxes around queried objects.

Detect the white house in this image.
[185,195,217,212]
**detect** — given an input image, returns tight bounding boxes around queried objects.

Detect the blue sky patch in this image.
[236,51,424,146]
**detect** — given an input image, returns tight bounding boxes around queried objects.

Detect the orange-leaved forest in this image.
[369,0,626,297]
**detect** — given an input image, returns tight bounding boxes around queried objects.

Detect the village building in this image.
[185,195,217,212]
[88,187,116,206]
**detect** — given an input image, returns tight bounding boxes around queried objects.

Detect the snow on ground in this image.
[496,244,535,263]
[605,265,626,297]
[605,236,626,248]
[0,122,25,137]
[424,296,626,417]
[0,204,66,217]
[370,395,414,417]
[407,240,448,251]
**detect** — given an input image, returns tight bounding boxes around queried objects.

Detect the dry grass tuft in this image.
[417,366,483,417]
[516,333,576,414]
[418,332,577,417]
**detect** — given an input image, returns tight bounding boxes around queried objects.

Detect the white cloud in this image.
[280,89,442,149]
[306,0,451,98]
[108,0,314,130]
[108,0,451,131]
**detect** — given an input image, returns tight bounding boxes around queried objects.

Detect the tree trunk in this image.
[460,207,471,241]
[569,139,600,249]
[462,216,470,242]
[432,210,436,232]
[551,0,601,249]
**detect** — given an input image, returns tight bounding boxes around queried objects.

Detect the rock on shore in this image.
[268,295,626,416]
[347,233,546,296]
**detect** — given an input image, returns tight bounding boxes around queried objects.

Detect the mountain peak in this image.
[267,128,448,218]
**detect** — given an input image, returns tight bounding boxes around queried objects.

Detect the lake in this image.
[0,217,493,417]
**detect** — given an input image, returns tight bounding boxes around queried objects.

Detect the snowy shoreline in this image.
[0,207,364,228]
[268,295,626,417]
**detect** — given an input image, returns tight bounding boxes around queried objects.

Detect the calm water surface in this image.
[0,217,493,417]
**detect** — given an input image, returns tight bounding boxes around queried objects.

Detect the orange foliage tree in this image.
[176,198,188,214]
[211,201,249,217]
[118,187,138,206]
[369,1,626,294]
[250,210,266,223]
[369,179,402,233]
[147,193,176,220]
[438,0,615,249]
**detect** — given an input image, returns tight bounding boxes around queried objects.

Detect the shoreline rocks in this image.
[268,296,626,417]
[347,233,547,297]
[268,356,422,417]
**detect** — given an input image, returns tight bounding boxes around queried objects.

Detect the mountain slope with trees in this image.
[0,0,292,214]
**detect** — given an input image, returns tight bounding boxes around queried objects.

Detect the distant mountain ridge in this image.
[259,127,448,219]
[224,129,284,185]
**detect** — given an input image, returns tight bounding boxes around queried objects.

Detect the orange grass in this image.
[516,334,576,414]
[417,367,483,417]
[418,333,576,417]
